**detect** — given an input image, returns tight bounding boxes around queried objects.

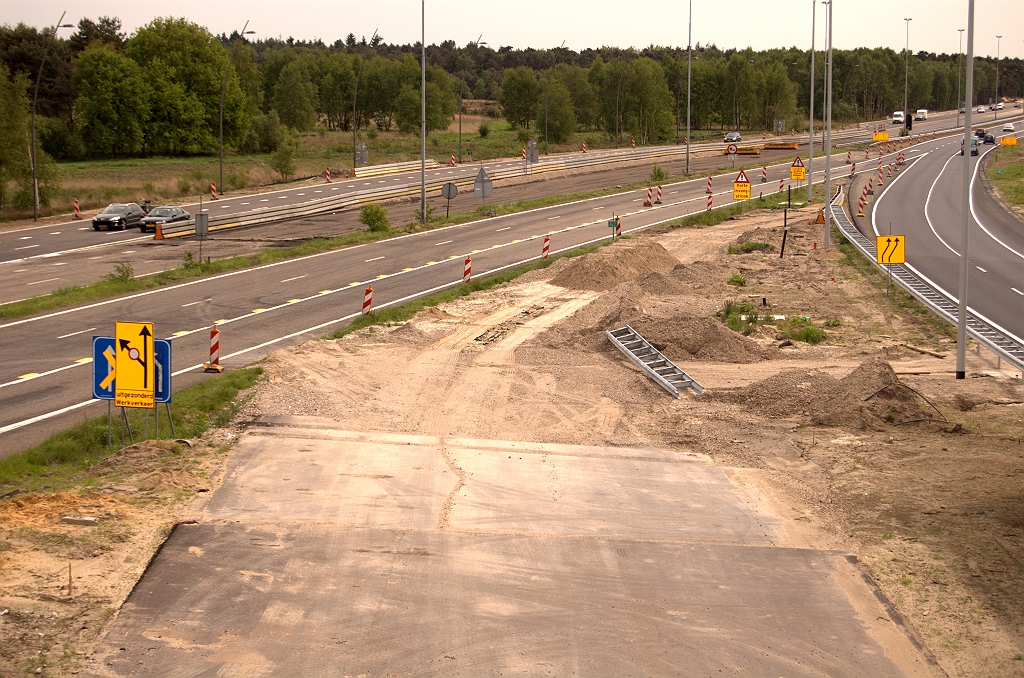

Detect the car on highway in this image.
[723,131,741,143]
[961,138,979,156]
[914,109,928,121]
[1015,101,1022,108]
[1003,123,1016,132]
[996,102,1004,110]
[892,111,905,124]
[92,203,145,231]
[984,133,996,144]
[974,128,986,137]
[977,106,986,113]
[139,206,190,233]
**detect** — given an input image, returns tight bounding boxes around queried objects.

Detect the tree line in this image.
[1,15,1021,210]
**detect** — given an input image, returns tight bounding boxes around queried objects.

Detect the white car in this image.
[977,106,986,113]
[1003,123,1015,132]
[996,102,1004,110]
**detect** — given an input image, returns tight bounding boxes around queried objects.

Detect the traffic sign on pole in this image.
[790,156,807,181]
[876,235,906,265]
[94,337,172,403]
[114,322,155,408]
[732,170,751,201]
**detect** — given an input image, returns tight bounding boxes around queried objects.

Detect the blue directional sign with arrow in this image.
[93,336,171,403]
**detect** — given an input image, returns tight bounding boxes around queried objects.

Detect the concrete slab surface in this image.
[86,426,927,677]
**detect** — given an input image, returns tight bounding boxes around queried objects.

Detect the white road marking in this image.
[14,245,39,250]
[221,205,231,208]
[314,190,322,193]
[52,262,66,266]
[976,266,987,272]
[19,236,31,240]
[1013,288,1024,296]
[57,327,96,339]
[27,277,60,285]
[49,232,60,235]
[332,187,339,190]
[297,193,305,196]
[79,227,89,230]
[280,274,307,283]
[181,298,211,307]
[278,196,287,199]
[495,227,511,232]
[122,250,136,254]
[260,199,269,202]
[241,202,250,205]
[366,256,385,262]
[12,269,27,272]
[434,240,452,246]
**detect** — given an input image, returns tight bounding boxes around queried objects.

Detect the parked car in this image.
[723,131,741,143]
[1003,123,1016,132]
[92,203,144,231]
[977,106,986,113]
[139,206,190,233]
[961,137,979,156]
[984,133,996,144]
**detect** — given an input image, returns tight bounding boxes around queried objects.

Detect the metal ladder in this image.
[607,326,704,397]
[830,189,1024,372]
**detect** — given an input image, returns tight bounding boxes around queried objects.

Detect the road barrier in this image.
[761,166,767,182]
[706,194,712,211]
[542,236,550,259]
[154,224,164,240]
[203,325,223,373]
[353,159,440,178]
[464,256,472,283]
[643,187,653,207]
[706,176,712,194]
[846,151,851,164]
[325,167,331,182]
[582,142,587,152]
[363,285,373,315]
[655,185,663,204]
[211,181,217,200]
[832,187,1024,373]
[450,153,456,166]
[73,198,81,219]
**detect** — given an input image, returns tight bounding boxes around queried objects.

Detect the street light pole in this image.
[420,0,426,225]
[808,0,815,203]
[957,0,976,380]
[353,29,378,174]
[220,21,254,199]
[903,18,912,120]
[31,11,73,221]
[957,28,964,128]
[686,0,692,175]
[823,0,833,250]
[995,35,1001,120]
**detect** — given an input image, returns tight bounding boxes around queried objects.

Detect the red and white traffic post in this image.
[522,148,527,160]
[778,178,785,193]
[614,215,622,237]
[631,137,636,149]
[846,151,851,164]
[73,198,81,219]
[655,185,663,204]
[706,194,712,211]
[363,285,373,315]
[643,187,653,207]
[582,141,587,152]
[464,256,472,284]
[706,176,712,194]
[203,325,224,373]
[325,167,331,182]
[450,153,456,167]
[210,181,217,200]
[542,236,550,259]
[761,166,767,183]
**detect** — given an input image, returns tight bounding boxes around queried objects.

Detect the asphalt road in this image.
[862,127,1024,354]
[1,107,1015,455]
[85,427,927,676]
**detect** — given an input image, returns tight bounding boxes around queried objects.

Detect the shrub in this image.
[719,299,762,335]
[367,126,379,140]
[226,169,250,190]
[823,318,842,328]
[727,272,747,286]
[105,262,134,283]
[176,177,192,196]
[478,121,491,138]
[784,321,827,344]
[240,111,286,154]
[413,202,437,223]
[269,138,298,181]
[649,164,667,183]
[516,128,532,144]
[359,203,390,232]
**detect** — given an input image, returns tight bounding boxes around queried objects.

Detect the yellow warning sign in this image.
[790,155,806,181]
[732,169,751,200]
[872,132,890,141]
[1000,136,1017,146]
[876,235,906,265]
[115,321,155,408]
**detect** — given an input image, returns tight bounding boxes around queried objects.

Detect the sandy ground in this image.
[2,205,1022,676]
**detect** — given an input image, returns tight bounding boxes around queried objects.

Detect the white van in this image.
[892,111,905,124]
[915,109,928,121]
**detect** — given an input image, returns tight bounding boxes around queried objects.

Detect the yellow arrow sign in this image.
[99,346,116,390]
[115,321,155,408]
[876,235,906,265]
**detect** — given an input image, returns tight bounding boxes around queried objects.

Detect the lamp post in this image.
[544,39,565,156]
[994,35,1001,120]
[30,12,73,221]
[353,28,379,173]
[686,0,692,175]
[420,0,426,224]
[458,34,485,163]
[957,28,964,128]
[808,0,815,202]
[903,18,912,121]
[823,0,833,250]
[220,21,255,199]
[957,0,976,380]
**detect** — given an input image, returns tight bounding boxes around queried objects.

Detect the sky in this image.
[3,0,1023,59]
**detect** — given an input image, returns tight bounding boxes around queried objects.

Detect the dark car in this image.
[723,131,742,143]
[139,206,190,233]
[92,203,144,231]
[974,128,986,137]
[984,133,996,144]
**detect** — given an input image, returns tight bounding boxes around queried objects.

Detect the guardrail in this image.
[829,188,1024,373]
[353,159,439,177]
[159,123,933,240]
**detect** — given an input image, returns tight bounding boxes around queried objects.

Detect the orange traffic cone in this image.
[154,224,164,240]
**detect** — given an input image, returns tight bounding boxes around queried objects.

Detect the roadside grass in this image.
[0,367,262,494]
[325,240,611,340]
[987,142,1024,205]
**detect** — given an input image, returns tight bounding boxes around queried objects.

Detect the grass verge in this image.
[987,142,1024,205]
[0,366,263,494]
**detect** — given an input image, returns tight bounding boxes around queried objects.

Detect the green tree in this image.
[551,64,597,130]
[499,66,541,129]
[0,65,59,214]
[394,61,455,134]
[319,53,355,131]
[359,203,390,231]
[535,78,576,144]
[73,44,149,155]
[273,59,318,131]
[621,58,674,144]
[268,135,298,181]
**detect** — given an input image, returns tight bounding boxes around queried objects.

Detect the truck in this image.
[892,111,905,124]
[915,109,928,121]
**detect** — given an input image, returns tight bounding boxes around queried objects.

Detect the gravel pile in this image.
[551,240,679,291]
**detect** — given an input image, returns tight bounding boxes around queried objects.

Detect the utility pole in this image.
[220,22,255,200]
[31,12,73,221]
[808,0,816,203]
[420,0,426,224]
[957,0,975,380]
[823,0,833,250]
[685,0,692,175]
[903,18,912,120]
[995,35,1001,120]
[353,29,378,174]
[957,28,964,128]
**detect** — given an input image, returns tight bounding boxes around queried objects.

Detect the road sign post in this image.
[474,167,492,201]
[94,336,172,441]
[726,143,738,168]
[114,322,155,409]
[790,156,807,182]
[732,170,751,201]
[441,181,458,218]
[195,213,209,262]
[876,235,906,297]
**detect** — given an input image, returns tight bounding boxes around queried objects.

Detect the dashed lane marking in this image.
[366,256,385,262]
[435,240,452,246]
[27,277,60,285]
[57,327,96,339]
[280,275,307,283]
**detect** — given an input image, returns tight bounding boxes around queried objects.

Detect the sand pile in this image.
[631,316,767,364]
[669,262,729,289]
[551,240,679,291]
[709,358,934,429]
[0,492,134,528]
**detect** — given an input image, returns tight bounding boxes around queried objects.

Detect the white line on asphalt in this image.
[260,199,269,202]
[241,202,250,205]
[19,236,31,240]
[14,245,39,250]
[79,227,89,230]
[27,277,60,285]
[221,205,230,208]
[976,266,987,273]
[0,359,90,390]
[181,298,211,307]
[57,327,96,339]
[12,269,27,272]
[1013,288,1023,296]
[366,256,385,262]
[495,227,511,232]
[278,196,287,199]
[547,216,561,220]
[52,262,66,266]
[435,240,452,246]
[50,232,60,235]
[280,275,307,283]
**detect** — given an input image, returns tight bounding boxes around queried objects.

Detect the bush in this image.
[790,324,826,344]
[727,272,747,286]
[367,126,379,140]
[478,121,491,138]
[516,128,532,144]
[718,298,761,335]
[413,201,437,223]
[359,203,390,232]
[105,262,134,283]
[240,111,286,154]
[823,318,842,328]
[269,138,298,181]
[649,164,667,183]
[226,169,250,190]
[176,177,192,196]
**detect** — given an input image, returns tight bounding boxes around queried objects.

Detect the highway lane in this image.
[0,110,972,268]
[870,130,1024,354]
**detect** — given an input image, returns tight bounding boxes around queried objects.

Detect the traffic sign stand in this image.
[732,170,751,202]
[876,233,906,298]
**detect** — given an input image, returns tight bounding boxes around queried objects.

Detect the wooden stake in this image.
[68,562,72,597]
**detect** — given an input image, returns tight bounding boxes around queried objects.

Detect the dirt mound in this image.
[734,226,781,249]
[0,493,135,528]
[632,316,766,364]
[708,358,934,429]
[669,262,728,289]
[634,271,688,296]
[551,240,679,291]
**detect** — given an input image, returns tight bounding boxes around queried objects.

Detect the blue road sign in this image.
[93,336,172,403]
